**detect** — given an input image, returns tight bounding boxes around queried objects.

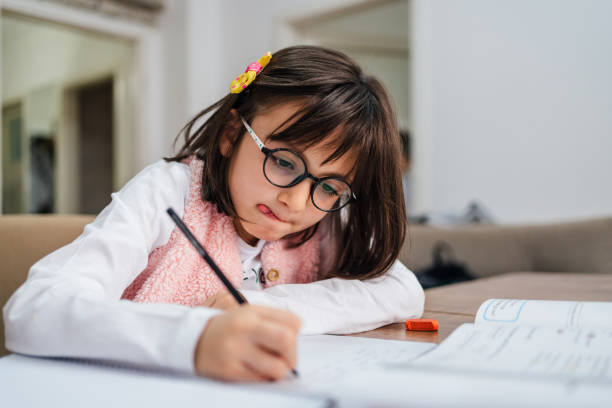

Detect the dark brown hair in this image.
[167,45,406,280]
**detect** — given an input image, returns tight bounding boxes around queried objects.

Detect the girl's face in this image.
[221,102,356,246]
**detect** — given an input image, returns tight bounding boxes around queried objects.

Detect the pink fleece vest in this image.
[122,156,320,306]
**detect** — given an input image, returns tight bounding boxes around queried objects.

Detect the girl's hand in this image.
[201,290,240,310]
[194,305,301,382]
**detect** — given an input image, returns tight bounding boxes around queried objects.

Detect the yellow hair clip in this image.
[230,52,272,94]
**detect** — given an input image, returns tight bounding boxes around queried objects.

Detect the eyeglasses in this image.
[240,116,356,212]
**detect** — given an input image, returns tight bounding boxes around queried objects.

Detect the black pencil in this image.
[166,207,299,377]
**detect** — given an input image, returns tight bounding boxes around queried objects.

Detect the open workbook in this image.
[411,298,612,384]
[2,299,610,407]
[333,299,612,407]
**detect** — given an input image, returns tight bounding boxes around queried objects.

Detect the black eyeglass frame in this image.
[240,116,357,213]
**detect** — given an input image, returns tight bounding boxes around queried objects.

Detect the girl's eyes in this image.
[320,182,339,196]
[275,157,295,170]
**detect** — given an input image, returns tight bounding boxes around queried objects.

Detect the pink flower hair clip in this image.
[229,52,272,94]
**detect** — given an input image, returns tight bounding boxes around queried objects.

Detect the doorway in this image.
[1,103,24,213]
[77,79,113,214]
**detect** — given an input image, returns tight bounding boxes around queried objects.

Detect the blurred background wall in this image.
[410,0,612,224]
[1,0,611,225]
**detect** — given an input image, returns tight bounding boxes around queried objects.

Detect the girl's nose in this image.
[277,180,312,213]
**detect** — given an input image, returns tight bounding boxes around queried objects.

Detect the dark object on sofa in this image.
[416,241,475,289]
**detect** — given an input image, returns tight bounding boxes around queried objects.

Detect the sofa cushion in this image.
[403,225,531,279]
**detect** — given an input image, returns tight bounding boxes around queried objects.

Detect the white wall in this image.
[411,0,612,223]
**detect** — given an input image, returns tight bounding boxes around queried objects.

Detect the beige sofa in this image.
[2,214,611,356]
[401,217,612,278]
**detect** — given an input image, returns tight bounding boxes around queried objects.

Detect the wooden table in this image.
[351,272,612,344]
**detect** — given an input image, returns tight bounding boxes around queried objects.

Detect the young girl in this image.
[4,46,424,382]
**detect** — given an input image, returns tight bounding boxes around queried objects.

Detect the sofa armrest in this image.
[1,214,95,356]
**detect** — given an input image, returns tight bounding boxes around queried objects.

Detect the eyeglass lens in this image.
[264,149,352,211]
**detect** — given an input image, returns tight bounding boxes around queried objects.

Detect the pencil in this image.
[166,207,299,377]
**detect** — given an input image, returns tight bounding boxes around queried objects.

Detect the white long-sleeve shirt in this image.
[3,159,424,374]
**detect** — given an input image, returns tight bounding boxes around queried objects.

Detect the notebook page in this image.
[332,324,612,407]
[274,335,435,393]
[409,323,612,384]
[475,299,612,329]
[0,354,333,408]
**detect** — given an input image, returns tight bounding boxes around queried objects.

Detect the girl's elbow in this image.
[395,270,425,319]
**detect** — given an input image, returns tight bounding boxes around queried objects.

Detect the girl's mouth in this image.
[257,204,284,222]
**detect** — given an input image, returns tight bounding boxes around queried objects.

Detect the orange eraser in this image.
[405,319,439,331]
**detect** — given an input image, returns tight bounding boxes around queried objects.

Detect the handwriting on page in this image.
[412,324,612,384]
[278,335,435,392]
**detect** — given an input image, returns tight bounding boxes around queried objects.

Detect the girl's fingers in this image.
[248,319,298,370]
[231,362,269,382]
[241,343,294,381]
[210,361,268,383]
[194,305,300,382]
